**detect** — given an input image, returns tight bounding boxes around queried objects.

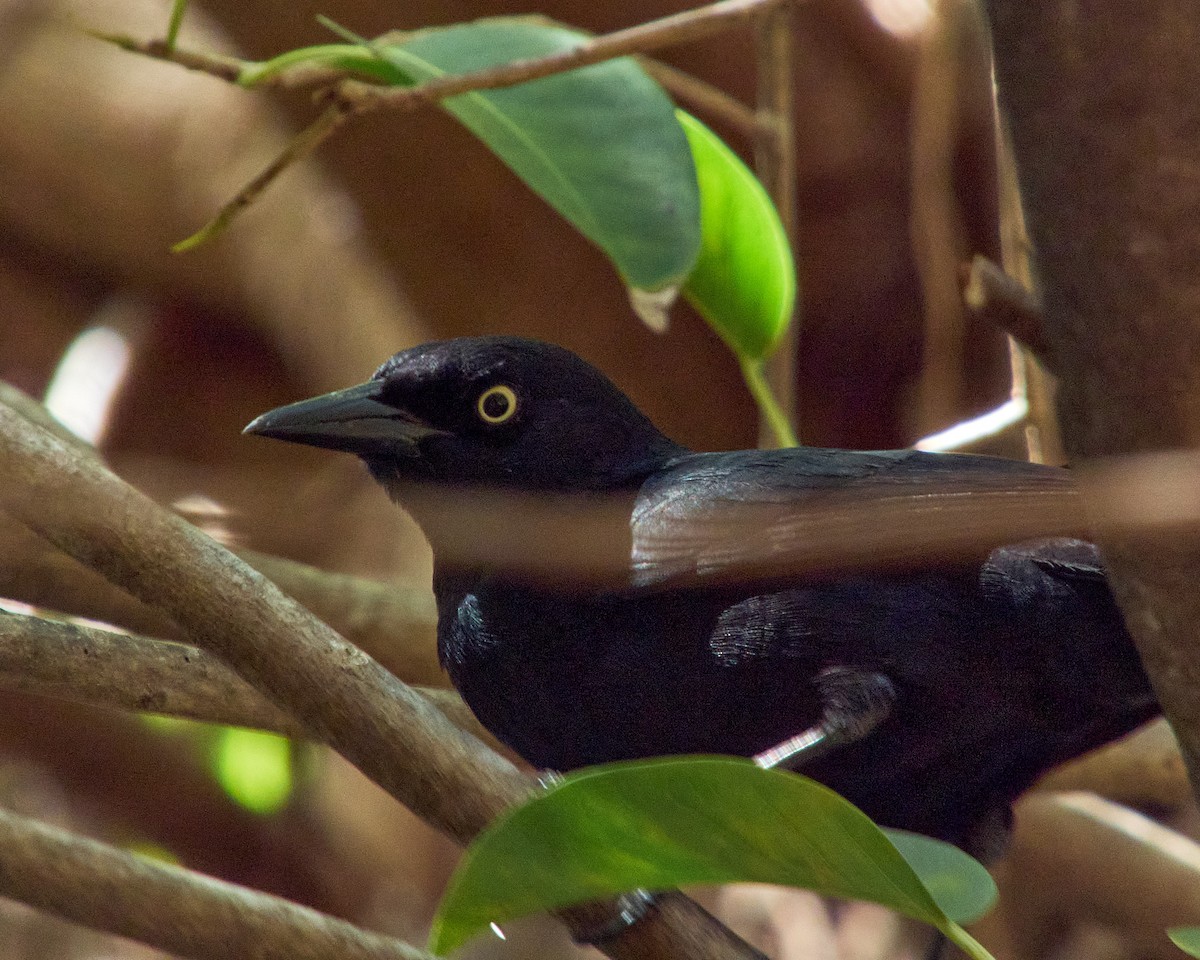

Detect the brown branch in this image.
[0,804,429,960]
[752,6,799,447]
[0,513,444,686]
[233,548,443,687]
[385,452,1200,588]
[961,255,1050,367]
[0,402,527,840]
[980,793,1200,957]
[1034,718,1190,815]
[981,0,1200,809]
[639,58,760,135]
[0,383,442,685]
[0,608,495,747]
[332,0,800,115]
[0,392,759,960]
[0,609,303,735]
[909,4,971,435]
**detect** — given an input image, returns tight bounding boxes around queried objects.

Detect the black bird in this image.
[246,336,1157,846]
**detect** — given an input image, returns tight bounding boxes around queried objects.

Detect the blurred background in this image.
[0,0,1190,957]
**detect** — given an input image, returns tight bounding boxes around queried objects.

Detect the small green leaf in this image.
[211,728,293,816]
[429,756,994,958]
[1170,927,1200,956]
[678,111,796,361]
[373,20,701,291]
[883,829,997,924]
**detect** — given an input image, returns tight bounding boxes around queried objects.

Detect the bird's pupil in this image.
[483,392,510,418]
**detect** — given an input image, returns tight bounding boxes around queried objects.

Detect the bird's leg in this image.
[534,770,662,946]
[753,667,896,770]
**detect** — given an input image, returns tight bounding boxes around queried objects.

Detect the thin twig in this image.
[752,6,800,447]
[87,30,245,83]
[174,103,353,252]
[0,805,429,960]
[99,0,799,249]
[909,3,971,435]
[639,58,760,135]
[962,255,1050,366]
[333,0,800,114]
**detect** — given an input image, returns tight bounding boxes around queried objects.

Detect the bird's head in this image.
[245,336,684,494]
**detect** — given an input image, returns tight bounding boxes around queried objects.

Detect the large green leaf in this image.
[429,756,994,957]
[245,21,700,290]
[678,111,796,361]
[358,19,697,292]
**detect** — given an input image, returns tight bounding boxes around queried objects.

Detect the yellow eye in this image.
[476,385,518,424]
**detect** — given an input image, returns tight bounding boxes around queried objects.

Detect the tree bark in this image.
[981,0,1200,798]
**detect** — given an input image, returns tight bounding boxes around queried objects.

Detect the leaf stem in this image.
[945,922,995,960]
[740,357,798,447]
[165,0,187,53]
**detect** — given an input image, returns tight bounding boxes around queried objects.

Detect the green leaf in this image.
[430,756,994,958]
[1170,927,1200,956]
[883,829,997,924]
[244,21,701,287]
[678,111,796,361]
[380,20,700,291]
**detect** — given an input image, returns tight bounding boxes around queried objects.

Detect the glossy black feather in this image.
[246,336,1157,846]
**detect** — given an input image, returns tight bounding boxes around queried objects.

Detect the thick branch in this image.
[0,805,427,960]
[0,399,759,960]
[0,517,444,686]
[0,404,526,841]
[233,548,443,686]
[0,382,442,685]
[0,610,483,744]
[981,0,1200,803]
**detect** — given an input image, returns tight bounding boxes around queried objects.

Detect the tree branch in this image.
[330,0,800,115]
[0,382,443,686]
[0,804,429,960]
[961,255,1049,368]
[0,395,760,960]
[0,608,493,746]
[639,58,760,135]
[96,0,798,249]
[0,402,527,839]
[981,0,1200,806]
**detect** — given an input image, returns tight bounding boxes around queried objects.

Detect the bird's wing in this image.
[629,447,1081,590]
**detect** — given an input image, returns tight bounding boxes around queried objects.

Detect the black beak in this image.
[244,381,447,456]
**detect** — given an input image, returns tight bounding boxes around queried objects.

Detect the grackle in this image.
[246,336,1157,847]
